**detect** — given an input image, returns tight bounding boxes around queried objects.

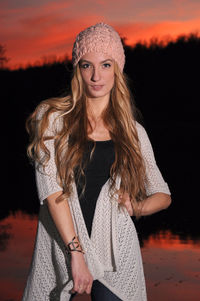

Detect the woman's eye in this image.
[80,63,90,69]
[103,63,111,68]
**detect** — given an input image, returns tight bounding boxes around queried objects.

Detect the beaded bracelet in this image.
[65,235,85,254]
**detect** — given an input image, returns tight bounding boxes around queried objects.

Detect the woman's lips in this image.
[91,85,104,91]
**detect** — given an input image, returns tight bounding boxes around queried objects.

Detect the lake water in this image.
[0,211,200,301]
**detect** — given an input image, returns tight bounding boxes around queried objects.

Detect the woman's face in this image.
[79,52,115,101]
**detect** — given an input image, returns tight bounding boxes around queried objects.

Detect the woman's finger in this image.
[85,281,93,294]
[72,280,79,293]
[77,284,85,294]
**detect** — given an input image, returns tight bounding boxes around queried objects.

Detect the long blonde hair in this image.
[26,62,147,214]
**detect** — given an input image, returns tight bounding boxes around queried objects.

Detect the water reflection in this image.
[0,212,199,301]
[142,231,200,301]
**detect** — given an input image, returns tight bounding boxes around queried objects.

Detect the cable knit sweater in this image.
[22,109,170,301]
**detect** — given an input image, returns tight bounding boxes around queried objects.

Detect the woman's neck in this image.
[86,95,109,121]
[86,96,111,141]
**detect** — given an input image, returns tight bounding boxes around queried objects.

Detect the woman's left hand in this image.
[117,191,134,216]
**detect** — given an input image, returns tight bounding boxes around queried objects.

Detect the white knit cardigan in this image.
[22,110,170,301]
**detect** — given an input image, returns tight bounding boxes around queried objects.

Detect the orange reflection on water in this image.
[142,231,200,301]
[0,212,200,301]
[0,212,38,301]
[144,230,200,251]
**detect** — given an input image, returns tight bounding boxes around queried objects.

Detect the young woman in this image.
[22,23,171,301]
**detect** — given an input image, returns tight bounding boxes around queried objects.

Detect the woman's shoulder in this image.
[36,103,59,120]
[134,121,154,152]
[36,103,63,134]
[36,103,49,120]
[134,121,148,140]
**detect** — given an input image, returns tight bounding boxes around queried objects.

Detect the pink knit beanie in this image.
[72,23,125,72]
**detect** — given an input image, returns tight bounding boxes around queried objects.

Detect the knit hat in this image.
[72,23,125,72]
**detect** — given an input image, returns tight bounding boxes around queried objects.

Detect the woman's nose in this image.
[91,67,101,82]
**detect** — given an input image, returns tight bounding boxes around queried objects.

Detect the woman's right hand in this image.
[118,191,134,216]
[70,252,93,295]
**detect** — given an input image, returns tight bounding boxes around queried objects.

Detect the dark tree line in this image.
[0,44,9,69]
[1,33,200,242]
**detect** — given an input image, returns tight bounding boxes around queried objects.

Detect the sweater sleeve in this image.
[35,106,63,205]
[136,122,171,196]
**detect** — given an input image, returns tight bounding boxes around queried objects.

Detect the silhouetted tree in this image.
[0,44,9,69]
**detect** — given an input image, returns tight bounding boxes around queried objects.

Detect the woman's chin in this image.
[86,89,111,100]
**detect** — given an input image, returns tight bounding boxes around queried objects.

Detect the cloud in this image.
[116,18,200,46]
[1,0,200,68]
[0,2,103,67]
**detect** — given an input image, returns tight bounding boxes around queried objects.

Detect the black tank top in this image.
[74,140,115,237]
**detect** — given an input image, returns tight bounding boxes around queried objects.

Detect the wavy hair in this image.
[26,62,147,216]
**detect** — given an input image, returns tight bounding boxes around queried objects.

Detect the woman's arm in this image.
[35,109,93,294]
[138,192,171,216]
[46,191,93,294]
[118,122,172,216]
[118,192,171,216]
[47,191,78,245]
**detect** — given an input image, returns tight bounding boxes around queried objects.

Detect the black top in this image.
[74,140,115,237]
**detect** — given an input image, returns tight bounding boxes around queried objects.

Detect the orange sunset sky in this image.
[1,0,200,69]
